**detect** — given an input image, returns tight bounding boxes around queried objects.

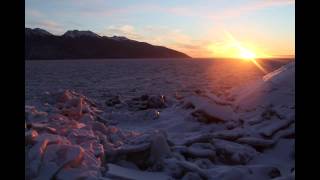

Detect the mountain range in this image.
[25,28,190,60]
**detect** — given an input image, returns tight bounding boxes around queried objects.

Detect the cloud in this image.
[208,0,294,20]
[100,24,210,57]
[26,20,65,34]
[25,8,44,18]
[119,25,134,34]
[139,26,210,57]
[53,0,293,25]
[84,0,293,20]
[81,4,165,18]
[102,25,142,39]
[76,4,197,18]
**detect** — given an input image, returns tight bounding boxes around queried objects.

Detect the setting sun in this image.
[208,32,269,73]
[239,47,256,60]
[206,32,273,60]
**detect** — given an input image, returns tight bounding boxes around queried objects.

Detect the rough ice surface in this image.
[25,59,294,180]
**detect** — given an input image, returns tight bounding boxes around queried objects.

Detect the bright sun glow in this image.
[225,32,258,60]
[206,31,272,60]
[206,31,268,74]
[238,47,256,60]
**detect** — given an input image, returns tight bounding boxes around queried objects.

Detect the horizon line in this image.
[26,27,295,59]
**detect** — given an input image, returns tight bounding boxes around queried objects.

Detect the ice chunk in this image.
[105,163,169,180]
[187,95,237,123]
[212,139,258,165]
[149,132,171,163]
[259,118,294,138]
[236,137,275,149]
[184,144,216,159]
[35,144,85,179]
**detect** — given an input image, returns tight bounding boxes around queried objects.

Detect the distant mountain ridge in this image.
[62,30,100,38]
[25,28,190,59]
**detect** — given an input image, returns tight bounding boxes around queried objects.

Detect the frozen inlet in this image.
[25,60,294,180]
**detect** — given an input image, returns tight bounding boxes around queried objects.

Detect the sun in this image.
[239,47,256,60]
[206,31,268,74]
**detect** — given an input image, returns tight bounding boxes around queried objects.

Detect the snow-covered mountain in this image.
[108,36,130,41]
[25,28,53,37]
[63,30,100,38]
[25,27,190,59]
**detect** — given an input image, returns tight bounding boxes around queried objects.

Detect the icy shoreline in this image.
[25,62,295,180]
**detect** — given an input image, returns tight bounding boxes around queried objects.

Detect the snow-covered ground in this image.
[25,59,294,180]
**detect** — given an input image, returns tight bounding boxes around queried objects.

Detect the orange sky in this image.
[26,0,295,58]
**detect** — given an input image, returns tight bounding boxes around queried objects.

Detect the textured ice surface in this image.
[26,59,289,106]
[25,59,294,180]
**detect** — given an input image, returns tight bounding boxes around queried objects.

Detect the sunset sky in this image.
[25,0,295,58]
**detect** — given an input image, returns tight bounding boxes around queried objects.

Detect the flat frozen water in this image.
[25,58,290,106]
